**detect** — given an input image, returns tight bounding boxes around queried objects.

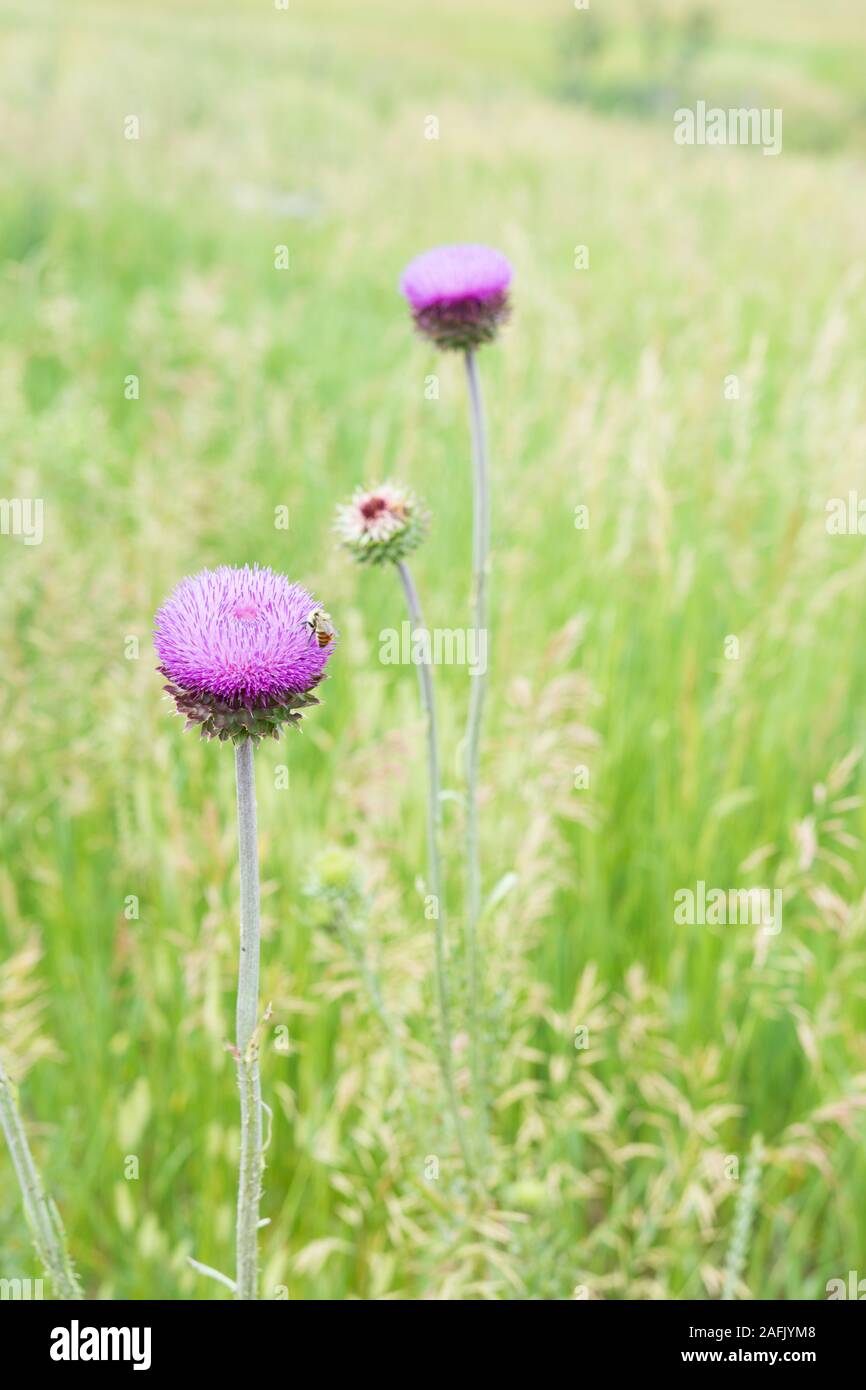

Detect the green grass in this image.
[1,0,866,1299]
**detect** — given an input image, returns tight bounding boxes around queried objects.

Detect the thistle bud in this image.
[334,482,429,567]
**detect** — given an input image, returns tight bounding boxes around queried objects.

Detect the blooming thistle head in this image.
[399,242,513,351]
[334,482,429,567]
[154,564,335,743]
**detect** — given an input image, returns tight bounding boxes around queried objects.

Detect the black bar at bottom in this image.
[0,1295,860,1374]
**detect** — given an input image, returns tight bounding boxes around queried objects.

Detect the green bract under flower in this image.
[164,681,322,744]
[334,483,429,567]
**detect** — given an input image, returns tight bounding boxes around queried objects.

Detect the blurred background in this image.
[1,0,866,1299]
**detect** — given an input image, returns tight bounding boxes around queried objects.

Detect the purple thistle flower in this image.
[399,243,513,351]
[154,565,335,742]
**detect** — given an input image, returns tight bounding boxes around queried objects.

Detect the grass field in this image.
[2,0,866,1300]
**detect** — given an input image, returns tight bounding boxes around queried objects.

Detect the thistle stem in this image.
[396,559,473,1175]
[234,737,263,1300]
[463,347,489,1158]
[0,1057,83,1298]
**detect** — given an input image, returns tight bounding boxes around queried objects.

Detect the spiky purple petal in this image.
[400,244,512,311]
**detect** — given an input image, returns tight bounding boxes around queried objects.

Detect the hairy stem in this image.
[397,559,473,1175]
[234,737,263,1300]
[0,1057,83,1298]
[463,347,490,1158]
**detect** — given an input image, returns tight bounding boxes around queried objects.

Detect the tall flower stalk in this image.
[335,484,472,1173]
[233,736,263,1300]
[0,1057,82,1298]
[462,347,489,1127]
[400,243,513,1164]
[154,564,335,1297]
[396,557,472,1171]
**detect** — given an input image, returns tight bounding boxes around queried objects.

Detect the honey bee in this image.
[304,607,336,648]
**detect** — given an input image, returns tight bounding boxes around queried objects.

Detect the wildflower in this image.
[334,482,429,567]
[155,565,336,1296]
[154,564,335,743]
[334,484,473,1173]
[399,242,512,350]
[399,243,515,1168]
